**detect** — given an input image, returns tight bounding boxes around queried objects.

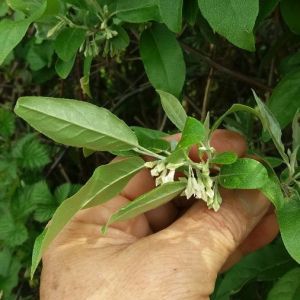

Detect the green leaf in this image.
[55,55,76,79]
[83,147,95,158]
[0,257,21,297]
[0,248,11,277]
[157,90,187,131]
[259,176,285,210]
[210,103,264,138]
[0,212,28,247]
[60,0,92,11]
[117,0,162,23]
[55,28,86,62]
[176,117,205,149]
[31,157,144,277]
[54,183,71,204]
[7,0,60,18]
[210,151,238,165]
[166,147,189,164]
[102,181,186,234]
[183,0,198,26]
[110,149,140,157]
[0,109,15,138]
[12,138,50,169]
[0,2,9,17]
[80,75,92,98]
[278,194,300,264]
[158,0,183,33]
[254,0,280,30]
[138,138,169,153]
[292,109,300,153]
[198,0,259,51]
[110,25,130,49]
[131,126,169,139]
[264,156,284,168]
[267,68,300,131]
[140,24,186,98]
[0,1,47,64]
[132,126,169,153]
[14,97,139,151]
[220,158,268,189]
[216,243,297,299]
[26,40,55,71]
[267,268,300,300]
[281,0,300,35]
[253,91,289,164]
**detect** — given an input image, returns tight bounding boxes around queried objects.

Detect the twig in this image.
[201,43,216,122]
[180,42,273,92]
[59,163,71,184]
[201,67,214,122]
[45,147,69,179]
[159,114,167,132]
[266,7,280,102]
[110,84,152,111]
[183,94,202,116]
[134,116,148,127]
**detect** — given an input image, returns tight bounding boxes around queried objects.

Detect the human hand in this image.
[40,130,279,300]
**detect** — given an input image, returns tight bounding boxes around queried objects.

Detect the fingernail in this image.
[235,189,270,217]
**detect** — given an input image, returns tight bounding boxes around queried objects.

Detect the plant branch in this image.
[180,42,273,92]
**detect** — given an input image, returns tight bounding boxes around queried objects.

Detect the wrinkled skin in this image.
[41,130,279,300]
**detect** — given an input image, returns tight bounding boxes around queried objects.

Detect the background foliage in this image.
[0,0,300,299]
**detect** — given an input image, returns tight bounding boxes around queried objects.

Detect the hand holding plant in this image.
[39,130,278,300]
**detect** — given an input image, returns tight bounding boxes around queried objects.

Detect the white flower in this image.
[166,162,185,170]
[163,169,175,183]
[155,169,167,186]
[144,161,158,168]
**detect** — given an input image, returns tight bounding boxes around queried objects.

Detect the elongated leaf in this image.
[102,181,186,234]
[14,97,139,151]
[216,243,297,299]
[253,91,289,164]
[157,90,187,131]
[183,0,198,26]
[267,268,300,300]
[55,28,86,62]
[117,0,162,23]
[0,2,47,64]
[278,194,300,264]
[209,103,264,138]
[7,0,60,17]
[177,117,205,149]
[131,126,168,139]
[220,158,268,189]
[140,25,186,98]
[281,0,300,35]
[132,125,169,152]
[158,0,183,33]
[254,0,280,30]
[31,157,144,277]
[268,68,300,130]
[259,176,285,210]
[292,109,300,153]
[139,138,169,153]
[210,151,238,165]
[55,55,76,79]
[198,0,259,51]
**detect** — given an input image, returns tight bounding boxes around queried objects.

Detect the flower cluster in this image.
[144,160,183,186]
[145,159,222,212]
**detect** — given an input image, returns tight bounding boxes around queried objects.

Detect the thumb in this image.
[158,188,270,275]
